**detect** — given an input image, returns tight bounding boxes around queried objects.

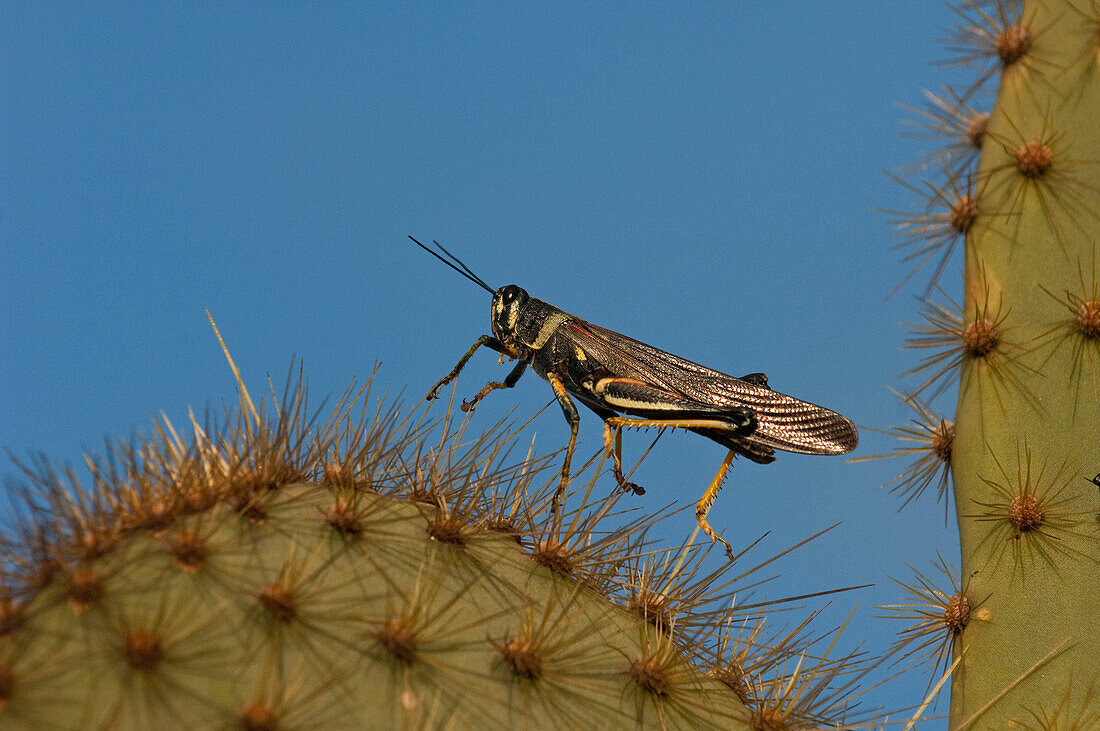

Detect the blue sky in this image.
[3,3,976,722]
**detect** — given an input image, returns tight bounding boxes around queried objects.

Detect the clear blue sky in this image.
[3,3,973,722]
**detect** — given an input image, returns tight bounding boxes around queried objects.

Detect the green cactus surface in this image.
[947,0,1100,725]
[868,0,1100,724]
[0,482,758,728]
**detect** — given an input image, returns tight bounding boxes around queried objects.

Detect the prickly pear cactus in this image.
[880,0,1100,726]
[0,354,882,729]
[0,481,757,728]
[0,389,758,728]
[950,1,1100,724]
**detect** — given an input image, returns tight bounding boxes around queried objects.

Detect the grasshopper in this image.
[412,237,858,556]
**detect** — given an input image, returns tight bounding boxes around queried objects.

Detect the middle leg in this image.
[547,372,579,515]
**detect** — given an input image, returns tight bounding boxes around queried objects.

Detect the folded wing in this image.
[567,321,858,458]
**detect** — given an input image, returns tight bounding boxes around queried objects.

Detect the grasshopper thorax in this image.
[491,285,529,347]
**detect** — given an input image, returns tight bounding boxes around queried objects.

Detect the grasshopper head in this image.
[491,285,529,345]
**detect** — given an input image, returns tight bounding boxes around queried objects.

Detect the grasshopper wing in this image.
[564,321,858,459]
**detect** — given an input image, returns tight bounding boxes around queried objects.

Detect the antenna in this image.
[409,236,495,294]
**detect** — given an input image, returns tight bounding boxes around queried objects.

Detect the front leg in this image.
[426,335,509,401]
[461,361,528,412]
[547,372,579,515]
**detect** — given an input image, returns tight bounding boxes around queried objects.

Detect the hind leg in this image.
[601,421,645,495]
[696,450,736,559]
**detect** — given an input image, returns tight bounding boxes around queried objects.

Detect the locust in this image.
[411,236,858,556]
